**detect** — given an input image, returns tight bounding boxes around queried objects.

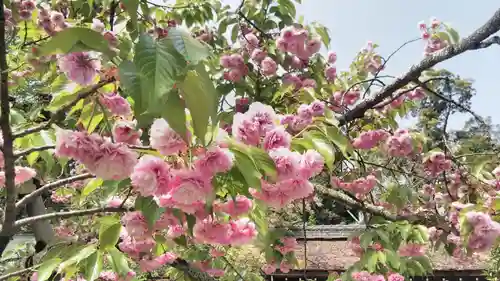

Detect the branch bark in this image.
[15,173,94,210]
[13,77,115,139]
[0,0,18,256]
[338,8,500,126]
[14,207,127,228]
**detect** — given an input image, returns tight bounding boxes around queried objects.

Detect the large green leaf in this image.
[133,34,187,114]
[37,258,61,281]
[38,27,113,57]
[248,146,277,181]
[167,27,211,64]
[325,126,352,158]
[58,245,97,273]
[84,251,103,281]
[99,216,122,250]
[229,144,262,189]
[121,0,138,32]
[135,196,164,228]
[80,178,104,203]
[107,248,131,276]
[304,130,335,170]
[180,63,218,144]
[162,90,187,142]
[118,61,145,113]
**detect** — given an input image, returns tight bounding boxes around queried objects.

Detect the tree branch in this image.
[13,77,115,139]
[14,207,127,228]
[315,184,451,232]
[0,265,38,281]
[15,173,94,210]
[338,8,500,126]
[0,0,18,256]
[470,35,500,50]
[170,258,218,281]
[14,144,55,158]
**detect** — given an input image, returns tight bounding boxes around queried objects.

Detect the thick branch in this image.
[14,207,127,228]
[470,35,500,50]
[15,173,94,210]
[338,8,500,126]
[315,184,451,232]
[13,77,115,139]
[0,0,18,255]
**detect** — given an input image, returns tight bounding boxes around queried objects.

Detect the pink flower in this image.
[218,195,253,217]
[261,264,276,274]
[100,92,132,117]
[166,169,213,205]
[388,273,404,281]
[398,243,426,256]
[210,248,225,258]
[297,104,313,120]
[299,149,324,179]
[243,33,259,51]
[275,237,298,254]
[0,166,37,187]
[121,211,149,238]
[107,196,123,207]
[269,148,301,180]
[131,155,172,196]
[112,120,142,145]
[324,66,337,81]
[251,48,267,62]
[90,142,137,180]
[261,57,277,76]
[327,51,337,64]
[91,18,105,32]
[306,38,321,54]
[58,52,101,86]
[309,100,325,116]
[263,126,292,151]
[55,129,103,164]
[301,78,316,88]
[193,218,233,245]
[139,252,177,272]
[205,269,225,277]
[279,261,291,273]
[194,146,234,177]
[50,11,64,26]
[220,55,232,68]
[229,218,258,245]
[150,118,189,156]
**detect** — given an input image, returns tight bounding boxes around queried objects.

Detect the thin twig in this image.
[14,144,55,158]
[0,265,39,281]
[14,207,127,228]
[15,173,94,210]
[13,77,115,139]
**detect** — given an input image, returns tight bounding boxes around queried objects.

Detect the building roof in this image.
[286,225,488,272]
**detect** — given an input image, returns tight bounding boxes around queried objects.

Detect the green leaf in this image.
[118,61,145,114]
[325,126,352,158]
[58,245,97,273]
[133,34,187,114]
[80,178,104,202]
[46,91,78,112]
[167,27,211,64]
[359,231,374,249]
[99,217,122,250]
[385,249,400,269]
[444,24,460,44]
[304,131,335,169]
[122,0,138,31]
[37,258,61,281]
[162,90,187,142]
[366,251,379,272]
[135,196,164,228]
[84,251,103,281]
[248,146,277,181]
[107,248,131,276]
[231,23,239,43]
[180,63,218,144]
[229,144,262,189]
[314,24,331,48]
[38,27,113,57]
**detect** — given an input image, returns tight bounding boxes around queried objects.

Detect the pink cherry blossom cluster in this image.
[282,73,317,91]
[149,118,190,156]
[91,19,119,49]
[100,92,132,117]
[37,3,68,35]
[360,42,384,75]
[58,52,101,86]
[99,271,136,281]
[331,175,377,198]
[324,51,337,82]
[250,149,324,209]
[328,90,360,112]
[276,26,321,60]
[274,236,298,255]
[193,217,257,245]
[280,100,325,133]
[351,271,386,281]
[51,190,72,203]
[55,129,138,180]
[352,129,390,150]
[418,18,449,56]
[220,53,249,82]
[0,166,36,188]
[260,57,278,76]
[465,211,500,252]
[213,195,253,217]
[112,119,142,145]
[261,260,292,274]
[398,243,426,256]
[385,129,415,157]
[11,0,36,21]
[423,151,452,177]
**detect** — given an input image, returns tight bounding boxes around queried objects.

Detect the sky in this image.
[222,0,500,129]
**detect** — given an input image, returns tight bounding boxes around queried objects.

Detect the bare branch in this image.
[470,35,500,50]
[0,266,38,281]
[16,173,94,210]
[14,207,127,228]
[14,144,55,158]
[315,184,451,232]
[13,77,115,139]
[338,8,500,126]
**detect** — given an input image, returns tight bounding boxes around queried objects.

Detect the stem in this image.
[0,0,18,256]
